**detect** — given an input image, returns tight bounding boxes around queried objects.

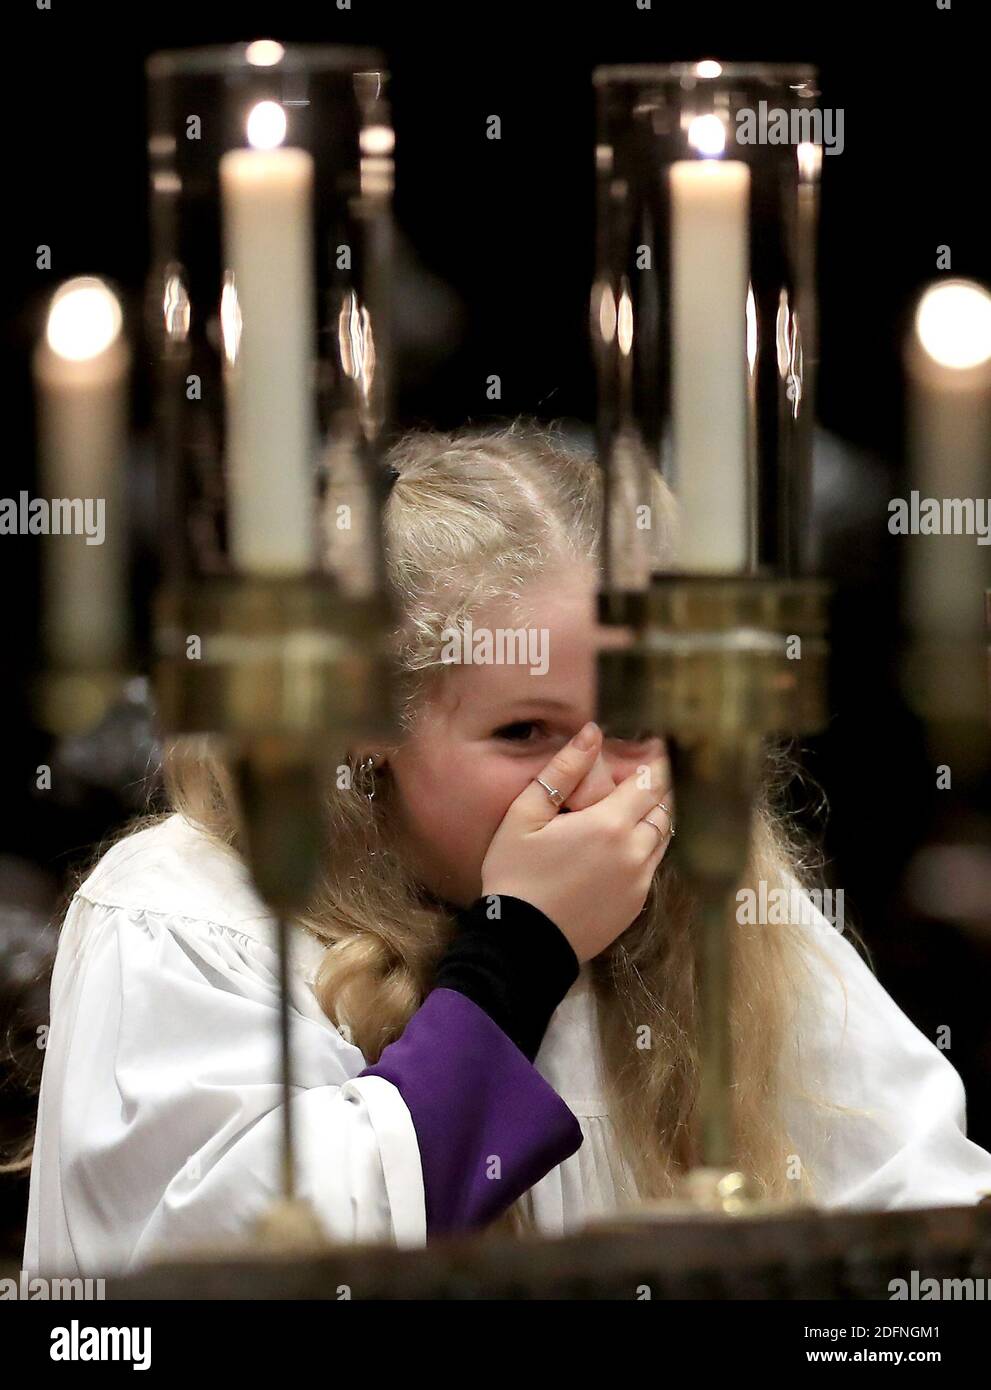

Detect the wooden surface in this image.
[101,1202,991,1300]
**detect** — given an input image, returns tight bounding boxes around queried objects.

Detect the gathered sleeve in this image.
[783,896,991,1210]
[25,889,580,1278]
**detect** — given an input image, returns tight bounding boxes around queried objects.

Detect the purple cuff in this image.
[358,987,584,1235]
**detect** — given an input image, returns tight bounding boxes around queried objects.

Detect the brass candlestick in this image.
[143,41,398,1259]
[597,573,831,1218]
[154,574,399,1250]
[588,61,831,1224]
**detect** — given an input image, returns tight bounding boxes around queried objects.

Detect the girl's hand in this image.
[480,722,674,963]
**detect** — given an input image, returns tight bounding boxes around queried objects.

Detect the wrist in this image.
[433,894,580,1061]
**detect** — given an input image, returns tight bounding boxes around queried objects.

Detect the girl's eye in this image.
[493,720,549,743]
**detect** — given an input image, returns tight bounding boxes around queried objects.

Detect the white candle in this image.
[32,277,130,668]
[905,280,991,643]
[670,152,751,572]
[220,108,316,575]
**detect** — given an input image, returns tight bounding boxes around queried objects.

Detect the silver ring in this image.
[535,777,565,808]
[643,802,675,839]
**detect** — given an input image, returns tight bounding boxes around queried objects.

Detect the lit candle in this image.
[905,280,991,642]
[32,277,130,668]
[220,100,316,575]
[902,279,991,732]
[670,116,751,572]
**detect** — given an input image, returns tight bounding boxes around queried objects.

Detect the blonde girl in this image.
[17,422,991,1277]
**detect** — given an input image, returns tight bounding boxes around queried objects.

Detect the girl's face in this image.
[385,568,666,908]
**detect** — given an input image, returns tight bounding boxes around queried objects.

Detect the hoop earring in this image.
[356,755,379,804]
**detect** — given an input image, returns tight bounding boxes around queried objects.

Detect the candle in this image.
[670,134,751,572]
[32,277,130,668]
[220,102,316,575]
[905,280,991,641]
[903,279,991,728]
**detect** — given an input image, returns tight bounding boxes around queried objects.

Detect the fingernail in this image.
[574,721,599,750]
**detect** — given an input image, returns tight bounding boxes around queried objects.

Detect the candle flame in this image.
[45,277,123,362]
[687,114,726,158]
[245,39,285,67]
[246,100,288,150]
[915,280,991,371]
[797,142,822,182]
[360,124,394,156]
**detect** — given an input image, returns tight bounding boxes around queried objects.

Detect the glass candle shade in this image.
[592,62,823,590]
[145,42,394,594]
[145,43,399,746]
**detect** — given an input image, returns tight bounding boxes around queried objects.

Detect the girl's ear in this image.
[347,745,390,770]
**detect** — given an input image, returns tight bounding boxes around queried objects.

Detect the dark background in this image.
[3,0,990,1257]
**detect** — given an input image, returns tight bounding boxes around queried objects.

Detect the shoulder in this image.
[780,872,884,1018]
[75,812,271,935]
[777,871,869,977]
[70,812,329,987]
[781,872,959,1077]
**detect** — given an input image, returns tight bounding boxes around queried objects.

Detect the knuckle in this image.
[543,753,574,787]
[561,746,590,777]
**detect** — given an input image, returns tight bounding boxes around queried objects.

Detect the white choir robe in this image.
[22,812,991,1279]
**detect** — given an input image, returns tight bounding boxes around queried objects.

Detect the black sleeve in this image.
[432,894,581,1063]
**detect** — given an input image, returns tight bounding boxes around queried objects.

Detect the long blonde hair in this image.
[6,420,860,1239]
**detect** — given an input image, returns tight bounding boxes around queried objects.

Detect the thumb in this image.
[507,722,603,829]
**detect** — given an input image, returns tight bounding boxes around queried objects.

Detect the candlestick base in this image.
[251,1197,331,1254]
[585,1169,802,1230]
[676,1165,760,1213]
